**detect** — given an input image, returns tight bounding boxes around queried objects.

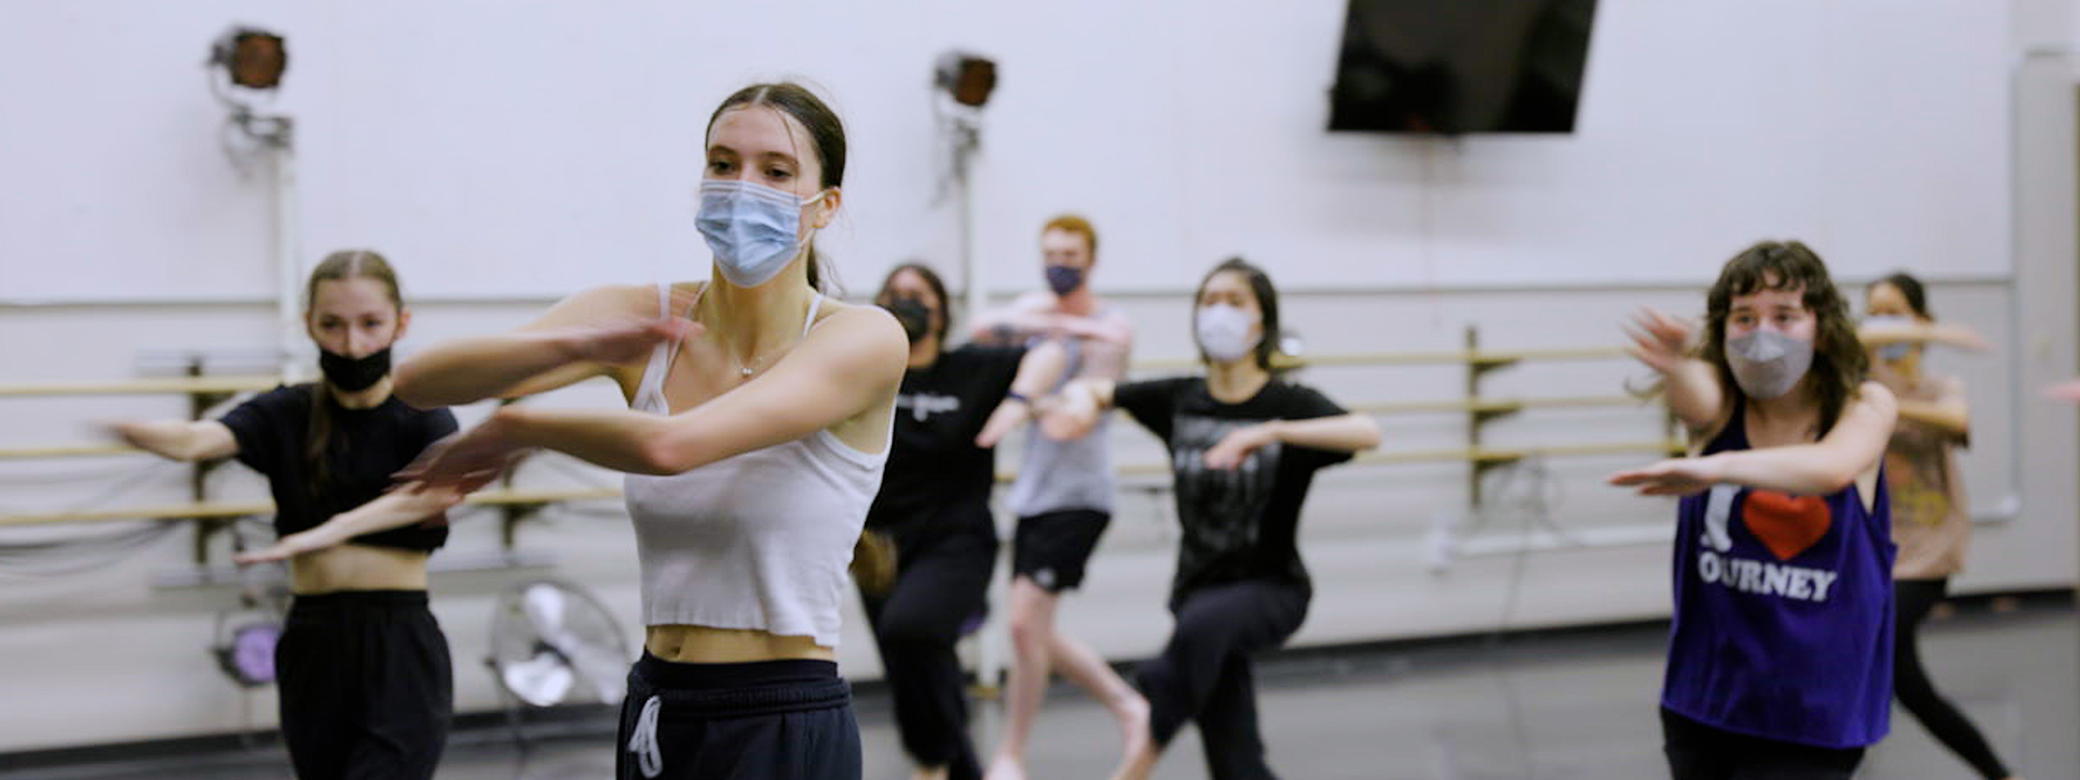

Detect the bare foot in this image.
[1109,734,1158,780]
[1109,692,1156,780]
[984,754,1025,780]
[911,765,950,780]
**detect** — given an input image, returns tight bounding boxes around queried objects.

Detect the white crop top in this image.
[623,284,888,647]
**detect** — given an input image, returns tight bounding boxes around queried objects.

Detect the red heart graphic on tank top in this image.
[1740,490,1833,561]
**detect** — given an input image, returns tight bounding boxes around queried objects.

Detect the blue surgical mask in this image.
[696,180,826,288]
[1862,315,1916,362]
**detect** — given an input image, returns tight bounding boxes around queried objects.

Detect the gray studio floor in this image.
[12,598,2074,780]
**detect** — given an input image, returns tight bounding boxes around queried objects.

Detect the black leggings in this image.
[276,590,452,780]
[1894,578,2012,779]
[1135,579,1308,780]
[1661,709,1864,780]
[861,526,996,780]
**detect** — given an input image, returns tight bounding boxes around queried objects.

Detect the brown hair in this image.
[1698,241,1866,435]
[1041,214,1098,260]
[303,250,403,494]
[1874,271,1933,320]
[850,529,898,596]
[707,82,848,293]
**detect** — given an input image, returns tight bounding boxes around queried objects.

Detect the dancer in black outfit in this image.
[861,263,1064,780]
[1045,258,1380,780]
[109,251,463,780]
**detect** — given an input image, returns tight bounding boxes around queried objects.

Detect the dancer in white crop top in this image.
[395,82,905,780]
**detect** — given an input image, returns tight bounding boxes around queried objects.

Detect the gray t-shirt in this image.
[1007,333,1121,516]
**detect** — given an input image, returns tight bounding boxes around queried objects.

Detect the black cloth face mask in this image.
[318,347,391,392]
[881,297,934,346]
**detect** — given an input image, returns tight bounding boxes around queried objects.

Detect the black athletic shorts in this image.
[1011,509,1111,593]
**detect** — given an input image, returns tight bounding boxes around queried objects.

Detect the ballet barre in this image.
[0,487,624,529]
[0,395,1652,461]
[0,443,140,459]
[2,331,1668,542]
[1132,345,1628,372]
[0,375,280,397]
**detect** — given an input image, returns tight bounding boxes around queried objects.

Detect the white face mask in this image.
[1195,303,1261,364]
[1726,329,1814,399]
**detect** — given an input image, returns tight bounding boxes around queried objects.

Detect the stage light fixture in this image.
[210,27,287,91]
[935,52,997,109]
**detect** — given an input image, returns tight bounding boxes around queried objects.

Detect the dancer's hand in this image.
[2046,378,2080,402]
[394,418,525,492]
[975,397,1033,449]
[1038,390,1100,441]
[1624,308,1695,374]
[1204,423,1279,470]
[1608,455,1725,497]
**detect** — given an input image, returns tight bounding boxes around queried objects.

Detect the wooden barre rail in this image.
[1,337,1659,536]
[0,487,624,528]
[0,376,281,398]
[1134,347,1629,372]
[0,346,1632,399]
[0,444,139,459]
[1003,438,1685,480]
[0,394,1653,461]
[0,439,1688,528]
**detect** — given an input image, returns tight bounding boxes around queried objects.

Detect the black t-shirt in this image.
[1113,377,1353,607]
[219,384,458,551]
[866,345,1025,540]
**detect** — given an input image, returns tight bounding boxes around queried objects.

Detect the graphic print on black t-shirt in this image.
[1169,414,1282,566]
[868,345,1024,536]
[896,391,962,423]
[1113,377,1354,607]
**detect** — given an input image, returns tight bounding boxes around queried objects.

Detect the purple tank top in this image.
[1662,397,1896,748]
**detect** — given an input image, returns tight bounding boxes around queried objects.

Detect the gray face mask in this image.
[1726,330,1814,399]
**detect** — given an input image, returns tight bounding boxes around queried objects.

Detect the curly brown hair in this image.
[1697,241,1867,435]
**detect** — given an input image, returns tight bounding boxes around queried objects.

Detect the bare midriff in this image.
[290,544,430,594]
[644,625,836,663]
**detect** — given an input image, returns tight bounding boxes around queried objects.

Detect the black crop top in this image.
[219,384,458,551]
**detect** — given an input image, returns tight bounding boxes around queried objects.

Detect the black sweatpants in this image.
[1661,708,1864,780]
[275,590,452,780]
[1135,578,1309,780]
[1894,577,2012,779]
[861,521,996,780]
[616,655,861,780]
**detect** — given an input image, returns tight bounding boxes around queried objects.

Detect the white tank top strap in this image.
[636,283,704,411]
[802,292,824,336]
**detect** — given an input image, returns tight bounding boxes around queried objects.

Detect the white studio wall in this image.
[0,0,2010,305]
[1,0,2073,757]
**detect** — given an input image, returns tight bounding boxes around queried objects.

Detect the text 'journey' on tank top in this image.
[1663,396,1896,749]
[623,284,887,647]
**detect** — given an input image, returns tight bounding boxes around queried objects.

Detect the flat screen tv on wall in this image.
[1328,0,1600,135]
